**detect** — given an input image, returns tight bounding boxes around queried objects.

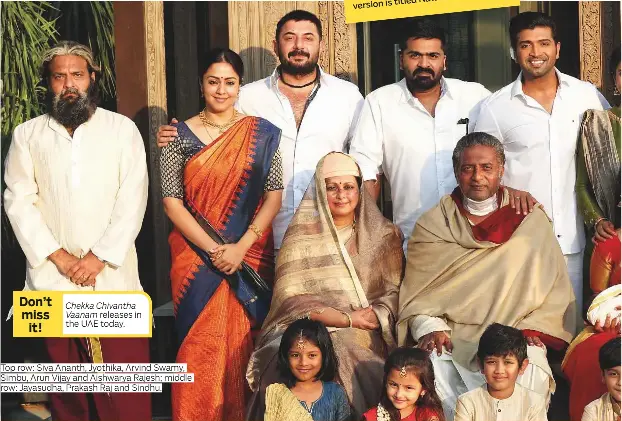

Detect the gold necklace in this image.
[199,108,239,134]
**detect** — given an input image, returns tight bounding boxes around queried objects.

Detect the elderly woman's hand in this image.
[350,306,379,331]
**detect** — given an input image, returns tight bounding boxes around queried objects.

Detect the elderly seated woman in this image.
[246,152,405,420]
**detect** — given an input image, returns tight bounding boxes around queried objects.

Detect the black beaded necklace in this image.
[278,66,320,88]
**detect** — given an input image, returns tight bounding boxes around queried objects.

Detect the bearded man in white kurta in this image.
[3,41,150,421]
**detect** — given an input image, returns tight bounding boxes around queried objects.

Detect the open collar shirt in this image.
[349,77,491,247]
[473,69,610,254]
[237,67,364,249]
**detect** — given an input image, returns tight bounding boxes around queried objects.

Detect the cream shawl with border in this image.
[397,190,576,371]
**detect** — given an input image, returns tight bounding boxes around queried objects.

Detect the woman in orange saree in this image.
[160,48,282,421]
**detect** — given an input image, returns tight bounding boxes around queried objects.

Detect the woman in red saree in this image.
[563,47,621,421]
[160,48,282,421]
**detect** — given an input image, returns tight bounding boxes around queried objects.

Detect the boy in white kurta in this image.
[454,323,548,421]
[582,338,621,421]
[3,41,150,421]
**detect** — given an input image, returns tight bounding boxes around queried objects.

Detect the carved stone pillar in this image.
[578,1,622,104]
[228,1,358,84]
[600,1,620,103]
[114,1,171,307]
[579,2,603,89]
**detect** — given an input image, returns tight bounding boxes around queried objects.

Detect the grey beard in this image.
[49,86,97,129]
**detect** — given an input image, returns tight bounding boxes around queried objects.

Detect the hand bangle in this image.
[341,311,352,328]
[594,217,608,229]
[248,224,263,238]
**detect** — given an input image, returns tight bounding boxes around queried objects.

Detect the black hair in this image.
[399,18,446,53]
[610,46,621,77]
[200,47,244,82]
[599,337,621,371]
[477,323,528,367]
[509,12,557,50]
[452,132,505,176]
[276,319,338,388]
[380,347,445,421]
[276,10,323,40]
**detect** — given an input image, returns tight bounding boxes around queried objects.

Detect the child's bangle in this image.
[341,311,352,328]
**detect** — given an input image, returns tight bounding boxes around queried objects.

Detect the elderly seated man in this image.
[397,132,576,420]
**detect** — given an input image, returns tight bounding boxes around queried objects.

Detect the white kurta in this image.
[582,393,618,421]
[4,107,148,293]
[409,316,553,421]
[455,383,548,421]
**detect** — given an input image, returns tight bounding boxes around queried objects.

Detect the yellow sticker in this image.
[13,291,152,338]
[345,0,520,24]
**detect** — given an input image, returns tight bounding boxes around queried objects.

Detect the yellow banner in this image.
[13,291,152,338]
[345,0,520,24]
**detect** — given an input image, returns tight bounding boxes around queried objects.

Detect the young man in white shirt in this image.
[473,12,610,333]
[4,41,150,421]
[349,19,533,249]
[157,10,364,250]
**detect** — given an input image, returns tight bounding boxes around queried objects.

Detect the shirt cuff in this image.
[360,166,382,182]
[31,239,62,269]
[90,246,123,268]
[409,314,451,342]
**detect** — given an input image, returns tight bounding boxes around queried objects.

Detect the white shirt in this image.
[582,393,618,421]
[3,108,148,292]
[349,77,490,245]
[473,69,609,254]
[455,384,548,421]
[238,68,364,249]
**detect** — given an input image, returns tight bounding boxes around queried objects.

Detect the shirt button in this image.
[498,409,501,412]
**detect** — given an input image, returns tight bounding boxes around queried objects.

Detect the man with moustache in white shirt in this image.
[349,19,534,249]
[473,12,610,333]
[157,10,364,251]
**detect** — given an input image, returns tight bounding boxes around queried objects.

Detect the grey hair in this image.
[452,132,506,175]
[40,41,101,80]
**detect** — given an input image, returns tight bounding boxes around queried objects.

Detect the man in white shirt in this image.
[349,19,514,248]
[473,12,610,332]
[157,10,364,250]
[4,41,150,421]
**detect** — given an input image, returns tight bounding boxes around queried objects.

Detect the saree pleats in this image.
[172,282,252,421]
